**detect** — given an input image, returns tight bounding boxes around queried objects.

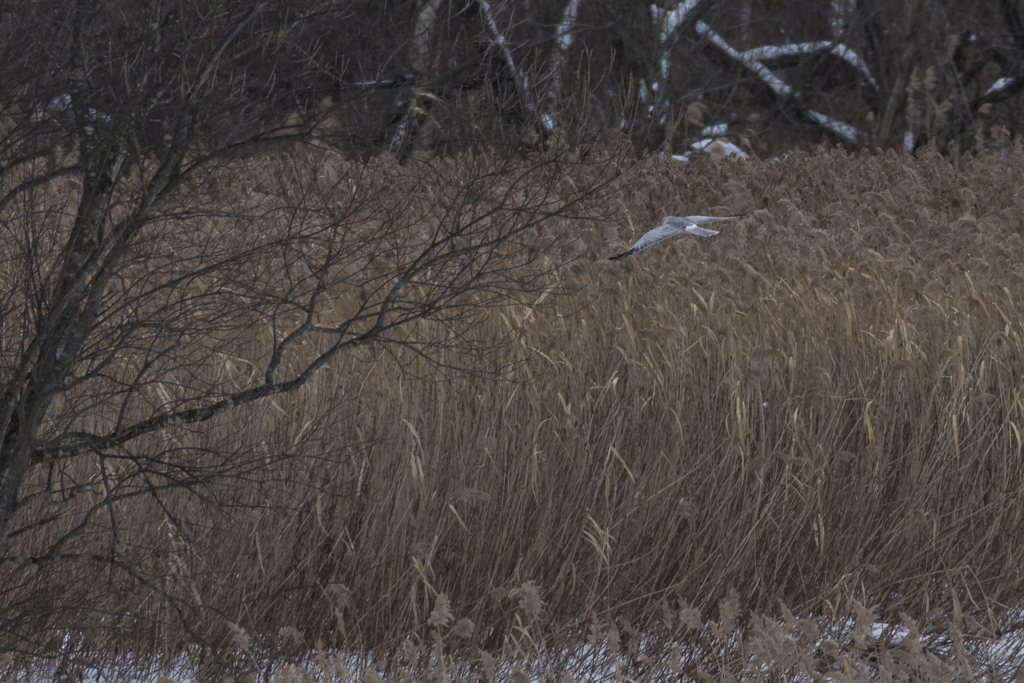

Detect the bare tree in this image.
[0,0,611,653]
[7,0,1024,668]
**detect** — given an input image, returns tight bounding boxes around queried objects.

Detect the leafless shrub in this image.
[5,11,1024,673]
[4,148,1022,680]
[0,1,617,678]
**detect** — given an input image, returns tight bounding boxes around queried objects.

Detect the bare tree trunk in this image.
[0,0,128,559]
[547,0,582,126]
[0,0,614,580]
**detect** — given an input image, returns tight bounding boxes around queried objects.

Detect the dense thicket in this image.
[4,2,1024,680]
[4,0,1024,158]
[5,149,1024,681]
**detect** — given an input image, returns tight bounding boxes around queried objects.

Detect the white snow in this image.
[869,621,910,644]
[478,0,547,130]
[46,93,111,122]
[986,77,1012,96]
[690,137,748,159]
[701,123,730,137]
[555,0,581,52]
[695,22,792,97]
[651,0,703,45]
[668,139,747,162]
[806,109,860,144]
[829,44,878,87]
[30,615,1023,683]
[48,94,72,111]
[743,42,878,88]
[830,0,854,34]
[651,2,704,84]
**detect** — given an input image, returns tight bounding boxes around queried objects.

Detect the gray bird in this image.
[608,213,745,260]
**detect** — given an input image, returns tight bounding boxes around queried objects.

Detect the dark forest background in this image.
[5,0,1024,161]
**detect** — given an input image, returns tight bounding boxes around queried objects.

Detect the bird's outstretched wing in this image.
[608,222,681,260]
[608,213,744,260]
[679,213,747,225]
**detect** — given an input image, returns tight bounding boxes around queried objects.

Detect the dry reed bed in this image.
[6,149,1024,680]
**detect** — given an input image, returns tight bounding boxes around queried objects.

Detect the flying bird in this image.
[608,213,745,260]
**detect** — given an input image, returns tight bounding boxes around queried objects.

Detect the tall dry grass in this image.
[5,148,1024,681]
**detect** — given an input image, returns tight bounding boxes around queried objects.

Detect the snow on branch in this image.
[986,77,1013,96]
[694,21,792,97]
[652,0,702,44]
[547,0,582,128]
[806,109,859,144]
[654,3,797,99]
[478,0,547,130]
[478,0,516,72]
[651,4,865,147]
[743,42,878,89]
[652,1,703,82]
[688,138,748,159]
[556,0,581,53]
